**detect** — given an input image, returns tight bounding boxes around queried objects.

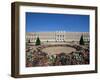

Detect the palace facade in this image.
[26,31,89,44]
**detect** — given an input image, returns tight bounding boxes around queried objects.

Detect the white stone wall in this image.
[26,31,89,43]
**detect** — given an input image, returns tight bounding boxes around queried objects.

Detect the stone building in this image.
[26,31,89,44]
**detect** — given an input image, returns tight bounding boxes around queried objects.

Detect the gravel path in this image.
[42,46,76,54]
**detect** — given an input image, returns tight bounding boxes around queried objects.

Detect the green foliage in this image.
[35,37,41,46]
[79,35,84,45]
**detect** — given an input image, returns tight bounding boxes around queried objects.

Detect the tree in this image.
[79,35,84,45]
[28,39,30,43]
[35,37,41,46]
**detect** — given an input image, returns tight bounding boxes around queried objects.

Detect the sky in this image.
[26,12,89,32]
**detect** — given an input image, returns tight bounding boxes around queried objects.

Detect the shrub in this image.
[79,35,84,45]
[35,37,41,46]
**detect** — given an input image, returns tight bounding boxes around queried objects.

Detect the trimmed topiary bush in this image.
[79,35,84,45]
[35,37,41,46]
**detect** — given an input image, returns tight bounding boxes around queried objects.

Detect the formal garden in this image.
[26,36,89,67]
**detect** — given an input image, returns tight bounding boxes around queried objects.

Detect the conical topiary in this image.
[35,37,41,46]
[79,35,84,45]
